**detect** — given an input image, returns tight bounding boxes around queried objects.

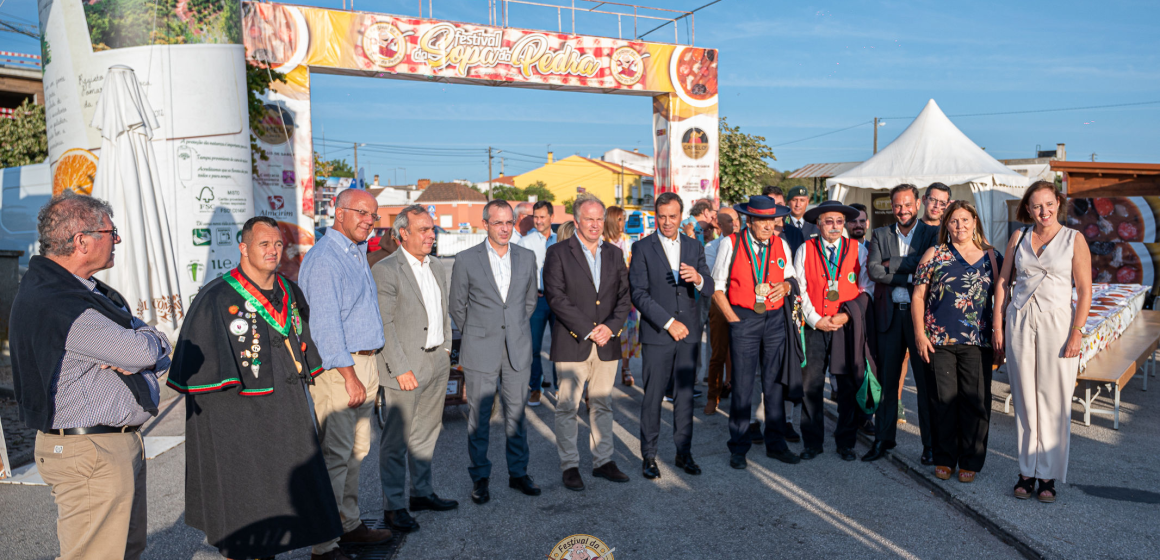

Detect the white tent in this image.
[827,99,1033,247]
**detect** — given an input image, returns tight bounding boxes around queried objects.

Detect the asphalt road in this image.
[0,355,1023,560]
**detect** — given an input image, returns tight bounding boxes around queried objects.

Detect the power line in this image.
[637,0,724,40]
[770,120,872,148]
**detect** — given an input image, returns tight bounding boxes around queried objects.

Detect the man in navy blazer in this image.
[629,192,714,479]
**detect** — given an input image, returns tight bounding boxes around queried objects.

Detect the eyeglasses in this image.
[340,207,381,221]
[924,198,950,208]
[82,228,119,239]
[820,219,846,227]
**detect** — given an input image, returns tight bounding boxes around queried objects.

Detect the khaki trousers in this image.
[555,346,619,471]
[310,353,379,553]
[1006,302,1081,482]
[34,431,146,560]
[707,298,733,402]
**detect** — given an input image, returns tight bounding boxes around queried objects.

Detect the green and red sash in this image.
[225,269,293,337]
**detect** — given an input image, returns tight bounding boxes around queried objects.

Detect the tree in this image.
[562,197,575,215]
[247,62,285,176]
[489,185,525,201]
[522,180,555,202]
[313,152,354,179]
[0,99,48,168]
[718,116,777,204]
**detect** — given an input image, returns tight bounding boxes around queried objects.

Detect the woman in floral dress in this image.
[911,201,998,483]
[603,206,639,386]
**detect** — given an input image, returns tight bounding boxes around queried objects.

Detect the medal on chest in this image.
[754,283,771,314]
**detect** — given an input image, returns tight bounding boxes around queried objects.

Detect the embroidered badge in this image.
[238,336,245,342]
[229,319,248,335]
[54,445,63,454]
[228,305,239,314]
[847,271,856,283]
[777,258,785,269]
[245,301,257,312]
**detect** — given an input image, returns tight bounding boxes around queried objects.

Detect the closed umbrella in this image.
[91,65,183,340]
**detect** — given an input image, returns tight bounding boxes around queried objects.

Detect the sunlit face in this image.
[1026,188,1059,227]
[923,189,950,221]
[533,206,553,235]
[749,216,777,242]
[848,210,868,239]
[892,190,917,227]
[400,211,436,257]
[82,214,120,271]
[656,200,682,239]
[789,195,809,218]
[240,222,284,275]
[818,212,846,243]
[336,191,378,243]
[485,205,514,247]
[575,201,605,245]
[946,208,976,245]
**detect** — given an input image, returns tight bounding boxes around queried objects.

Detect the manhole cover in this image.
[341,518,405,559]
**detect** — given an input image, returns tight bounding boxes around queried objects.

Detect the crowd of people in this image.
[9,178,1089,559]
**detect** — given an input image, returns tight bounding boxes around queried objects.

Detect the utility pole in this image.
[500,157,505,176]
[487,146,494,200]
[353,142,359,177]
[873,117,879,154]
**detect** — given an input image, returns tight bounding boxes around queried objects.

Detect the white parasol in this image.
[91,65,183,340]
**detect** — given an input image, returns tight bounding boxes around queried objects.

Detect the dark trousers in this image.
[802,328,859,450]
[529,295,555,389]
[465,345,531,481]
[727,307,788,455]
[707,299,733,400]
[929,345,993,472]
[640,341,698,458]
[874,303,934,446]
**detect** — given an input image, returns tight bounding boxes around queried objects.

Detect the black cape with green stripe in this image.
[168,268,341,557]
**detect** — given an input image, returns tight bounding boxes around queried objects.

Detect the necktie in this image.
[827,245,836,267]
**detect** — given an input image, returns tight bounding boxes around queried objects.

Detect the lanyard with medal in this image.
[815,238,847,302]
[745,229,773,313]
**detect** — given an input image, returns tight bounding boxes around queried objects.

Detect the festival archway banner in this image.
[246,2,720,269]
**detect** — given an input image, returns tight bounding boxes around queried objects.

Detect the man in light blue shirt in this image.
[515,200,558,404]
[298,188,392,554]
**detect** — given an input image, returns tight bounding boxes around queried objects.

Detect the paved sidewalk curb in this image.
[821,403,1052,560]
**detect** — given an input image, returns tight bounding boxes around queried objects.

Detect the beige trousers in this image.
[309,353,379,553]
[1006,301,1081,482]
[34,431,146,560]
[555,346,619,471]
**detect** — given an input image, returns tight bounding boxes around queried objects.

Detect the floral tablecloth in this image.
[1075,283,1150,371]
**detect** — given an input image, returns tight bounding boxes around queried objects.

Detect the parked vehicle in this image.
[624,210,655,241]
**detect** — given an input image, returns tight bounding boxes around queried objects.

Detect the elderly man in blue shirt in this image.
[515,200,558,404]
[299,188,392,559]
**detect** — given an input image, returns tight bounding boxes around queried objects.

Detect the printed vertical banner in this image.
[39,0,253,333]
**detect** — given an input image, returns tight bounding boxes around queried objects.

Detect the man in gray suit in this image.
[449,200,541,506]
[372,204,457,534]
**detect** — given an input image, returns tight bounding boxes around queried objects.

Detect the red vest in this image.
[727,230,789,311]
[801,237,861,317]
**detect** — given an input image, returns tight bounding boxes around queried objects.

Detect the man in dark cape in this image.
[168,217,344,560]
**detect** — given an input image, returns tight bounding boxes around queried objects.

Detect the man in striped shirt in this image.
[11,194,171,560]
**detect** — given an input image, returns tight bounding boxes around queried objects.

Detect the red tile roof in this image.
[415,182,488,203]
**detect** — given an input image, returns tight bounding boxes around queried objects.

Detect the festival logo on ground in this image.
[610,47,645,86]
[363,21,410,68]
[681,127,710,159]
[548,535,615,560]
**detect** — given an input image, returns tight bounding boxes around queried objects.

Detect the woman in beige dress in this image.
[993,181,1092,503]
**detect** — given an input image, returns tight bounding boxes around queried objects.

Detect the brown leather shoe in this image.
[528,390,542,407]
[310,550,353,560]
[704,397,719,415]
[338,521,392,545]
[592,461,630,483]
[562,467,585,491]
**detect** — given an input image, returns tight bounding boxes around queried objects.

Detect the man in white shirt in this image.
[449,200,541,505]
[373,205,457,532]
[515,201,558,403]
[712,196,804,469]
[793,201,874,463]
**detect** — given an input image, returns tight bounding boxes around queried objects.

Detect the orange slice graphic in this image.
[52,148,99,196]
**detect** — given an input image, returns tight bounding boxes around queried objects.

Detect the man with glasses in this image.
[794,201,874,462]
[449,200,541,505]
[299,188,393,557]
[863,184,939,464]
[921,182,952,227]
[11,194,171,560]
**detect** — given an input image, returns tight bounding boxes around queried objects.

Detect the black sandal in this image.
[1037,479,1057,503]
[1013,475,1035,499]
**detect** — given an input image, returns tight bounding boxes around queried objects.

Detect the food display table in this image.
[1076,283,1150,371]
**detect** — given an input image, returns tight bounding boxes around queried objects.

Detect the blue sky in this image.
[5,0,1158,184]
